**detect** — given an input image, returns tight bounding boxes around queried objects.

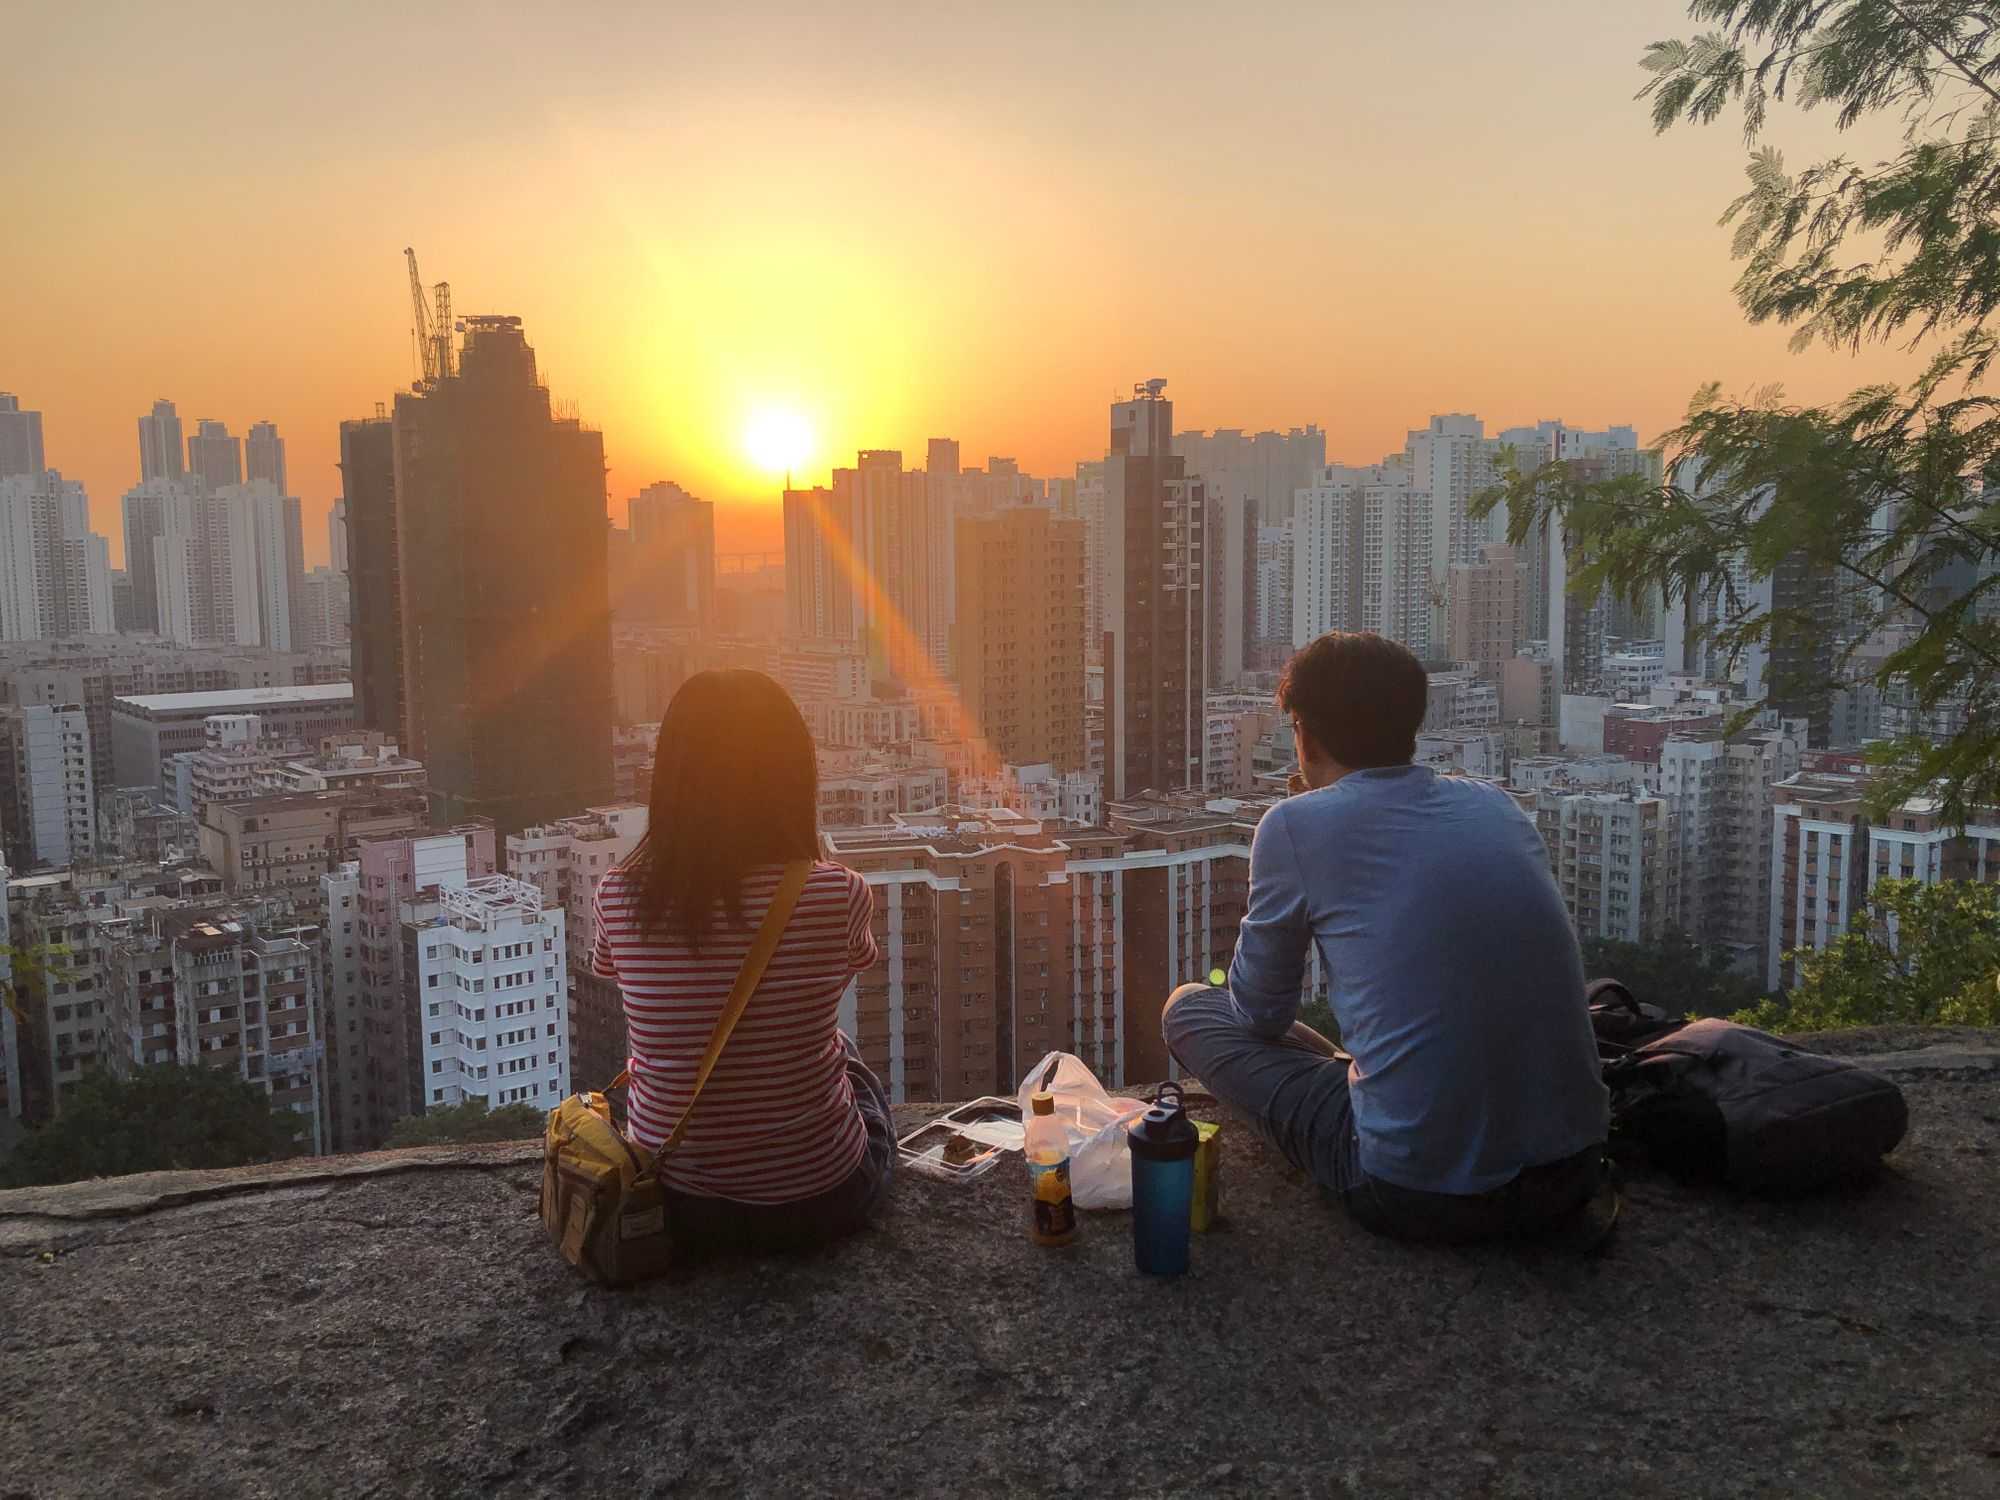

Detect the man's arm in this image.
[1227,803,1312,1039]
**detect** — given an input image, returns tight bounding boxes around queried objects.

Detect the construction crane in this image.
[403,246,455,386]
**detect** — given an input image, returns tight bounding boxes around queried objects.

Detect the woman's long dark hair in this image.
[628,669,819,948]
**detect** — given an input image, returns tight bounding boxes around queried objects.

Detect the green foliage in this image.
[1476,370,2000,822]
[1641,2,2000,362]
[1580,929,1770,1018]
[1738,876,2000,1029]
[385,1096,545,1148]
[0,1065,305,1188]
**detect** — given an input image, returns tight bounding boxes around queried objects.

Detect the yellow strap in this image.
[654,859,811,1163]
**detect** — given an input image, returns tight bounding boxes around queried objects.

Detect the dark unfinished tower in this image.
[339,416,404,740]
[391,316,614,833]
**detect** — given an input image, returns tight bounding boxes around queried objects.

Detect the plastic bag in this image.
[1016,1051,1147,1210]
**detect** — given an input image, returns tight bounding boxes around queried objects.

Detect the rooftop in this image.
[2,1028,1994,1496]
[112,683,355,715]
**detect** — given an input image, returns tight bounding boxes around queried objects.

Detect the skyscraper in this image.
[338,417,402,737]
[954,505,1087,773]
[0,471,113,640]
[1448,543,1523,682]
[1102,380,1207,799]
[783,483,861,647]
[246,420,288,493]
[1290,462,1432,656]
[186,419,243,494]
[152,485,255,646]
[391,314,614,831]
[625,480,715,630]
[847,449,943,685]
[0,394,45,480]
[120,477,187,635]
[224,480,308,650]
[137,399,184,484]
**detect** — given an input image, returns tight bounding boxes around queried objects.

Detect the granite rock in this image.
[2,1029,1997,1499]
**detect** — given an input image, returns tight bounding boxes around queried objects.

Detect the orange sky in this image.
[3,1,1925,567]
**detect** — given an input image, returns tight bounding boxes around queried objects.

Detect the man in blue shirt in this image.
[1163,631,1609,1241]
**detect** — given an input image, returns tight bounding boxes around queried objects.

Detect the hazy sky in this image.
[3,1,1923,565]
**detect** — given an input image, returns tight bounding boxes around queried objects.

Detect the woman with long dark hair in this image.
[589,669,893,1255]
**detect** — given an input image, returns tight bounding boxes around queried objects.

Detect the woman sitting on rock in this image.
[590,668,894,1256]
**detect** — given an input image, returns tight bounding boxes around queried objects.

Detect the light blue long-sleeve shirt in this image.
[1227,765,1609,1195]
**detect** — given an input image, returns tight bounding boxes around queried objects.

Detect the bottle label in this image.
[1031,1157,1076,1239]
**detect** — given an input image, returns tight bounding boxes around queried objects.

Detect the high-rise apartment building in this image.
[1174,427,1326,530]
[1102,381,1207,800]
[1252,526,1292,662]
[137,399,184,485]
[1290,462,1433,655]
[390,314,614,832]
[1447,543,1522,682]
[301,566,350,648]
[926,439,961,670]
[413,876,569,1114]
[0,470,114,640]
[321,821,498,1150]
[246,421,287,493]
[1768,765,1874,987]
[505,802,646,1088]
[186,419,243,494]
[783,483,860,646]
[953,506,1087,773]
[227,480,309,650]
[1525,784,1679,943]
[119,476,184,634]
[105,906,328,1153]
[625,481,715,630]
[151,484,255,647]
[1075,459,1107,663]
[0,703,96,870]
[0,394,46,479]
[1175,426,1325,683]
[784,454,947,686]
[1659,724,1803,962]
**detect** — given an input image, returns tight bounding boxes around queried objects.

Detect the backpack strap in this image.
[651,859,812,1168]
[1585,978,1641,1015]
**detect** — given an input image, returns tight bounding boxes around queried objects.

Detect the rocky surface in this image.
[3,1030,1998,1499]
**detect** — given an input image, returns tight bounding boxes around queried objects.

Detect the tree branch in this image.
[1881,0,2000,109]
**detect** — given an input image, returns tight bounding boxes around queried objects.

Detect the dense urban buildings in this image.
[7,313,1997,1172]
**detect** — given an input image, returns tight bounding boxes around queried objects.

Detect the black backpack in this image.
[1586,979,1909,1193]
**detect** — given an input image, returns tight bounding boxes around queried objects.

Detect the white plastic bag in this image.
[1016,1051,1147,1210]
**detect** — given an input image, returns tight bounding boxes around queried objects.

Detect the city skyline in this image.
[4,1,1925,567]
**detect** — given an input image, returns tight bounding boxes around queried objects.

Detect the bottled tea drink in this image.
[1025,1089,1077,1247]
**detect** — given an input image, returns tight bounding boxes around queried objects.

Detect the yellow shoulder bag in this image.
[539,860,810,1286]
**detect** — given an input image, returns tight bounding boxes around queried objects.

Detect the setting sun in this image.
[742,404,815,478]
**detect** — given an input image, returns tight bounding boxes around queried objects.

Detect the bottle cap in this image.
[1127,1081,1198,1161]
[1031,1090,1055,1116]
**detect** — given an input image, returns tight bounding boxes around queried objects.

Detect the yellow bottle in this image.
[1026,1089,1077,1247]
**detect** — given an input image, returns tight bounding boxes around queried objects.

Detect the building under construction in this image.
[386,270,613,834]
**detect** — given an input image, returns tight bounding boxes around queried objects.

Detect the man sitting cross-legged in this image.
[1163,631,1610,1242]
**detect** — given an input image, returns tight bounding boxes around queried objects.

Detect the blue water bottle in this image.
[1128,1082,1198,1276]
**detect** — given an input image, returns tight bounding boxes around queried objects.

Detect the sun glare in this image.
[743,404,814,477]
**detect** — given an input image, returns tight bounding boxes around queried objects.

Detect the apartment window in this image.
[431,1061,441,1074]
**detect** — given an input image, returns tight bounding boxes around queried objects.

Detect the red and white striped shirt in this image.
[590,859,878,1204]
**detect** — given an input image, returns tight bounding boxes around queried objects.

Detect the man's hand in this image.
[1286,771,1309,797]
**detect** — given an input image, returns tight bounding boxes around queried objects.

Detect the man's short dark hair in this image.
[1278,632,1429,770]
